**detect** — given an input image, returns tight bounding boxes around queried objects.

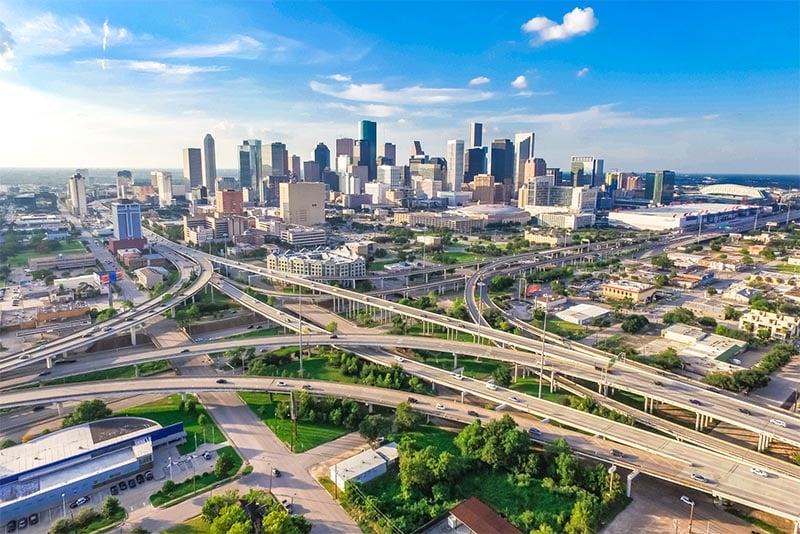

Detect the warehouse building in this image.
[329,443,398,490]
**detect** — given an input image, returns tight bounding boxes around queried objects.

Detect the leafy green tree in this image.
[621,314,649,334]
[358,414,392,441]
[394,402,421,431]
[209,504,250,534]
[101,496,123,519]
[491,365,513,387]
[555,452,580,487]
[651,253,674,269]
[653,274,669,287]
[201,490,240,523]
[0,439,16,449]
[564,495,600,534]
[62,399,112,428]
[325,321,338,333]
[129,528,150,534]
[662,307,696,325]
[214,453,235,478]
[161,479,177,496]
[454,420,485,459]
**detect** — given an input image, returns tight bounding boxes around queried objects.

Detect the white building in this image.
[739,310,800,341]
[279,182,325,226]
[265,248,366,278]
[67,173,88,217]
[556,303,610,325]
[377,165,404,188]
[364,182,389,204]
[329,443,399,490]
[446,139,464,192]
[151,171,174,207]
[280,226,327,247]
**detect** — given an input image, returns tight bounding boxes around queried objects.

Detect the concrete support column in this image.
[695,412,701,431]
[453,353,458,369]
[130,326,137,345]
[56,401,63,415]
[171,307,176,319]
[134,364,139,378]
[181,392,187,401]
[46,356,53,369]
[550,368,557,392]
[425,273,429,283]
[368,403,374,413]
[514,363,519,383]
[626,470,639,498]
[460,391,466,403]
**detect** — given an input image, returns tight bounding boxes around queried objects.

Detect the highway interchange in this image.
[2,210,800,531]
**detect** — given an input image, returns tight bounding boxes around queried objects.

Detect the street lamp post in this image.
[477,281,486,345]
[168,456,173,481]
[539,305,547,399]
[682,498,695,533]
[61,492,66,518]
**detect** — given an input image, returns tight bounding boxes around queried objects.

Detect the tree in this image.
[129,528,151,534]
[565,495,600,534]
[454,420,485,459]
[325,321,338,333]
[491,365,513,387]
[101,496,123,519]
[394,402,421,431]
[724,306,743,320]
[210,504,250,534]
[214,453,235,478]
[653,274,669,287]
[651,253,674,269]
[202,490,240,523]
[0,439,16,449]
[706,286,718,296]
[62,399,112,428]
[621,314,649,334]
[359,414,392,441]
[662,308,696,325]
[161,479,177,496]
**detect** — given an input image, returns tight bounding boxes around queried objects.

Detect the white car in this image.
[770,418,787,428]
[680,496,695,506]
[486,383,498,391]
[452,373,463,380]
[394,356,405,362]
[276,381,288,387]
[750,467,769,478]
[435,403,446,411]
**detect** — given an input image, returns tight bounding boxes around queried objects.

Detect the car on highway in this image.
[32,405,45,412]
[329,334,338,339]
[508,396,524,403]
[103,326,112,332]
[486,383,498,391]
[17,353,30,360]
[528,427,542,436]
[180,349,190,353]
[216,378,227,384]
[276,381,288,387]
[70,496,90,508]
[407,397,418,404]
[435,403,446,411]
[467,410,480,417]
[38,371,50,377]
[653,381,664,387]
[689,399,702,406]
[690,473,708,483]
[739,408,752,415]
[680,496,695,506]
[302,384,313,390]
[770,418,787,428]
[452,373,463,380]
[394,356,405,362]
[750,467,769,478]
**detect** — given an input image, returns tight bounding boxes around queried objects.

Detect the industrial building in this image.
[608,203,762,231]
[0,417,185,521]
[329,443,398,490]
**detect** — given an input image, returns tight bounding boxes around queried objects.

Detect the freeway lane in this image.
[0,375,798,525]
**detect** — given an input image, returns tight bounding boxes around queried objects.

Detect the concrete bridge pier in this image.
[460,391,466,403]
[130,326,137,345]
[55,401,63,415]
[171,307,176,319]
[757,433,772,452]
[453,354,458,369]
[514,363,519,382]
[134,364,139,378]
[550,369,557,392]
[626,470,639,498]
[46,356,53,369]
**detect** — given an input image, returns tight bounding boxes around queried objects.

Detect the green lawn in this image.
[8,240,87,267]
[150,445,243,506]
[775,263,800,274]
[368,259,396,272]
[509,378,576,404]
[276,356,359,382]
[162,517,210,534]
[531,317,589,340]
[225,326,284,340]
[43,361,171,385]
[239,392,351,452]
[416,351,502,379]
[439,251,483,263]
[117,394,224,455]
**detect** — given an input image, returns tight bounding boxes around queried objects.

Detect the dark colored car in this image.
[611,449,625,458]
[272,468,281,478]
[119,480,128,490]
[128,478,136,489]
[407,397,418,404]
[216,378,227,384]
[145,471,153,481]
[136,474,145,485]
[6,520,16,533]
[467,410,480,417]
[27,514,38,526]
[110,485,119,495]
[739,408,752,415]
[654,381,664,387]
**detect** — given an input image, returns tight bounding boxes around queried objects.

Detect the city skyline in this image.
[0,2,797,173]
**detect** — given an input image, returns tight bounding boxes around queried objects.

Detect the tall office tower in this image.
[513,132,535,191]
[111,200,142,240]
[625,174,644,192]
[469,122,483,148]
[358,120,377,180]
[202,134,217,194]
[67,173,88,217]
[303,161,321,182]
[182,148,202,189]
[464,147,487,183]
[216,189,244,215]
[546,168,564,185]
[335,154,352,176]
[605,171,624,192]
[279,182,325,226]
[290,155,302,178]
[489,139,515,184]
[532,158,547,177]
[237,139,262,199]
[322,170,340,192]
[472,174,495,204]
[341,172,362,196]
[411,140,424,156]
[523,159,538,182]
[570,156,604,187]
[151,171,174,207]
[645,170,676,205]
[445,140,465,192]
[378,165,405,188]
[314,142,331,172]
[335,138,354,158]
[353,139,371,168]
[116,170,132,199]
[216,176,238,191]
[381,142,396,166]
[263,142,288,177]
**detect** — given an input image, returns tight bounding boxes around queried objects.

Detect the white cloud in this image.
[328,73,351,82]
[703,113,720,120]
[511,75,528,89]
[78,59,225,76]
[13,12,130,55]
[488,104,687,129]
[309,80,492,105]
[325,102,402,118]
[469,76,490,86]
[522,7,598,46]
[577,67,590,78]
[0,21,15,71]
[165,35,263,58]
[102,18,109,51]
[515,90,533,97]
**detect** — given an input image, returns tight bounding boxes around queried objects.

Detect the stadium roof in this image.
[698,184,769,200]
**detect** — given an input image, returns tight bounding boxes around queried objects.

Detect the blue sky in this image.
[0,1,798,174]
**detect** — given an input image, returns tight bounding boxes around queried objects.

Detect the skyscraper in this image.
[382,142,396,166]
[489,139,515,184]
[202,134,217,195]
[151,171,173,207]
[464,147,487,183]
[358,120,377,180]
[183,148,202,189]
[513,132,535,191]
[264,142,288,177]
[237,140,262,199]
[353,140,370,168]
[112,200,142,240]
[303,161,321,182]
[570,156,604,187]
[116,170,132,199]
[290,155,302,178]
[314,142,331,172]
[645,170,676,205]
[469,122,483,148]
[67,173,87,217]
[280,182,326,226]
[335,138,354,158]
[446,140,465,192]
[472,174,495,204]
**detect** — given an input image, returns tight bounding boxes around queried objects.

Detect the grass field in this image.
[8,240,87,267]
[161,517,210,534]
[417,352,502,380]
[531,317,589,340]
[775,263,800,274]
[225,326,283,340]
[368,259,396,272]
[438,250,483,263]
[275,356,359,382]
[43,361,171,385]
[509,378,576,404]
[239,391,350,452]
[117,394,224,455]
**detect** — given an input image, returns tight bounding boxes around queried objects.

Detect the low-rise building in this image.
[601,280,656,303]
[532,294,568,312]
[660,324,747,361]
[393,211,484,233]
[329,443,399,490]
[28,253,97,271]
[739,310,800,340]
[415,235,441,247]
[555,303,610,325]
[265,249,366,279]
[280,226,327,247]
[134,266,168,289]
[673,271,715,289]
[447,497,523,534]
[721,281,760,304]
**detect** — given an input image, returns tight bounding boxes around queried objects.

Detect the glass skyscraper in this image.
[358,120,377,181]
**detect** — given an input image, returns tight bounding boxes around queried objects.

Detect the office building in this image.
[570,156,604,187]
[381,142,396,165]
[266,248,366,279]
[464,147,486,183]
[314,142,331,172]
[303,161,322,182]
[116,170,132,199]
[469,122,483,147]
[280,226,327,247]
[353,139,370,168]
[364,181,389,204]
[513,133,535,191]
[216,176,238,191]
[216,189,244,215]
[411,140,424,157]
[546,168,564,185]
[151,171,173,207]
[358,120,377,180]
[445,140,465,192]
[290,155,302,178]
[279,182,325,226]
[472,174,495,204]
[336,138,354,158]
[111,200,142,240]
[335,154,351,176]
[67,173,87,217]
[602,280,656,304]
[322,170,340,192]
[237,139,262,199]
[202,133,217,194]
[264,142,288,177]
[489,139,515,184]
[378,165,405,188]
[182,148,202,189]
[644,170,676,205]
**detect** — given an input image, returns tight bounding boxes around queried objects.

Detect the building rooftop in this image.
[602,279,655,291]
[450,497,522,534]
[556,303,609,323]
[334,443,398,480]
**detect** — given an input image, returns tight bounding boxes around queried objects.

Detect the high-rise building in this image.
[489,139,515,184]
[335,138,354,158]
[464,147,487,183]
[112,200,142,240]
[381,142,396,166]
[513,133,535,191]
[645,170,676,205]
[202,134,217,195]
[353,140,370,168]
[216,189,244,215]
[314,142,331,172]
[532,158,547,178]
[570,156,604,187]
[303,161,321,182]
[237,140,262,199]
[67,173,88,217]
[279,182,325,226]
[411,140,424,156]
[444,139,464,191]
[182,148,202,189]
[472,174,495,204]
[378,165,405,188]
[151,171,174,207]
[335,154,351,176]
[290,155,302,178]
[216,176,238,191]
[546,168,564,186]
[264,142,288,177]
[359,120,377,180]
[469,122,483,148]
[116,170,132,199]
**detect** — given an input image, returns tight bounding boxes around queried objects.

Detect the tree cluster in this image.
[620,314,649,334]
[275,392,365,431]
[62,399,112,428]
[704,343,798,392]
[201,488,311,534]
[48,497,123,534]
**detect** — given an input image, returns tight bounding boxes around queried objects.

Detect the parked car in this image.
[272,468,281,477]
[145,471,153,481]
[27,514,38,526]
[110,485,119,495]
[70,496,90,508]
[136,474,145,485]
[128,478,136,489]
[6,520,16,533]
[119,480,128,490]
